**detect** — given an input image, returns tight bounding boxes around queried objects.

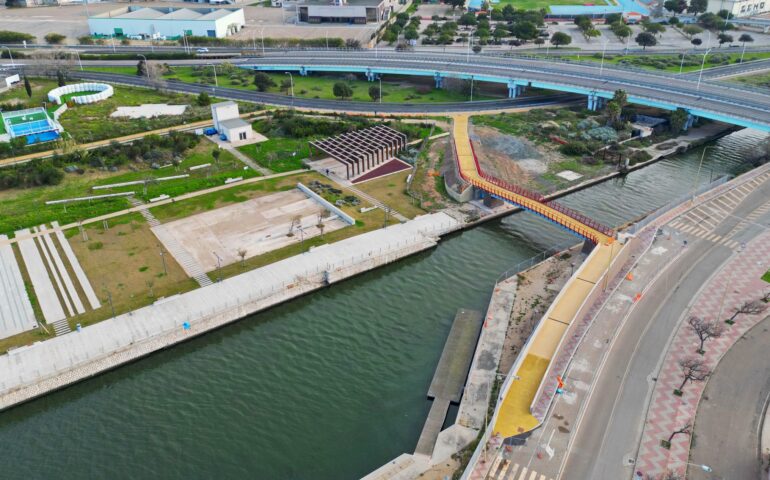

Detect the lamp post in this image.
[74,50,83,71]
[467,32,473,62]
[740,40,748,63]
[679,49,687,74]
[285,72,294,108]
[469,75,474,102]
[379,75,382,104]
[1,46,14,67]
[207,63,218,87]
[213,251,222,282]
[260,27,265,55]
[696,48,711,91]
[691,145,713,202]
[137,54,149,81]
[599,37,610,77]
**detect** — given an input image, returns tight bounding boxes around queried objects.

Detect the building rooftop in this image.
[91,6,243,21]
[220,118,251,130]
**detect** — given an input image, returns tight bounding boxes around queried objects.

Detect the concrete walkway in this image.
[0,213,459,411]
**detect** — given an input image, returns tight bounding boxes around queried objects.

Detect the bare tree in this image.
[687,316,724,354]
[676,356,709,394]
[287,215,301,237]
[146,279,155,298]
[237,248,247,267]
[667,423,691,444]
[725,300,767,324]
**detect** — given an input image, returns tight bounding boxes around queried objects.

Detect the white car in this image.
[196,48,210,53]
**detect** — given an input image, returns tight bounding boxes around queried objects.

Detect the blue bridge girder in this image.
[240,52,770,133]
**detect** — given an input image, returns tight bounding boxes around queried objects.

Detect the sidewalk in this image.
[634,229,770,479]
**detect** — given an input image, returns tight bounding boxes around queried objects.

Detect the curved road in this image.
[689,315,770,480]
[233,51,770,130]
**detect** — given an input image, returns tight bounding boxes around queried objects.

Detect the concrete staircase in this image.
[51,318,71,336]
[128,197,161,228]
[151,226,213,288]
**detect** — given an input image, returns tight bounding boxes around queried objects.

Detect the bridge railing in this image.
[467,140,615,239]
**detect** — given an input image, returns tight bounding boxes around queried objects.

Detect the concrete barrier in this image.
[297,182,355,225]
[48,83,114,105]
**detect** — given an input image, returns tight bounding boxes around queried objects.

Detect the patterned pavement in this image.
[633,229,770,478]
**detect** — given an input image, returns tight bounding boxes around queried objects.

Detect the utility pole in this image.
[213,251,223,282]
[159,244,167,275]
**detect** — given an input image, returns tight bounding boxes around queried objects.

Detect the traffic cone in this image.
[626,272,634,281]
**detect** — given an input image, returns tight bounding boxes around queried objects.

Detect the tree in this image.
[725,300,767,324]
[739,33,754,46]
[237,248,247,267]
[550,32,572,48]
[698,12,725,30]
[450,0,465,10]
[137,59,148,77]
[404,28,419,41]
[212,148,221,166]
[534,37,545,47]
[612,23,633,41]
[23,75,31,98]
[605,13,623,24]
[606,100,621,129]
[368,84,380,102]
[687,316,724,354]
[196,92,211,106]
[676,356,709,394]
[664,422,692,449]
[253,72,276,92]
[56,70,66,88]
[280,78,292,95]
[682,24,703,38]
[459,12,477,26]
[664,0,687,14]
[512,21,538,41]
[612,89,628,110]
[717,33,733,47]
[635,32,657,50]
[332,82,352,100]
[669,108,688,133]
[643,21,666,37]
[44,33,66,45]
[688,0,707,13]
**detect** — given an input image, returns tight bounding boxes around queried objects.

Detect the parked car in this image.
[196,47,210,53]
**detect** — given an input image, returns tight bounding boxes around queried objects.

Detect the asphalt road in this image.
[561,179,770,480]
[64,69,581,113]
[689,315,770,480]
[229,51,770,129]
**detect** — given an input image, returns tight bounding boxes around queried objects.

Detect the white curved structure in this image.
[47,82,114,106]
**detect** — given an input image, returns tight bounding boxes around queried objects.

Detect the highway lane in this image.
[561,179,770,480]
[66,69,582,113]
[235,51,770,129]
[688,315,770,480]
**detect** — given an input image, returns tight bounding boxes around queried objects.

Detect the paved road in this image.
[562,178,770,480]
[689,315,770,480]
[229,51,770,129]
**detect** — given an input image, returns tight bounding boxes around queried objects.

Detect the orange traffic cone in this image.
[626,272,634,281]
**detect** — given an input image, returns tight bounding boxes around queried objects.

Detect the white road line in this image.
[517,467,528,480]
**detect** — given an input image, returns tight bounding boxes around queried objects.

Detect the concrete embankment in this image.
[0,213,459,412]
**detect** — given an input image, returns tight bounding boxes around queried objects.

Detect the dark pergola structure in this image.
[309,125,407,179]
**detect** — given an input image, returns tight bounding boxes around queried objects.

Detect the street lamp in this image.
[379,75,382,104]
[260,27,265,55]
[679,49,687,75]
[467,32,473,62]
[137,54,149,81]
[696,48,711,91]
[691,145,713,202]
[213,251,222,282]
[1,46,14,67]
[285,72,294,97]
[599,37,610,77]
[207,63,218,87]
[469,75,474,102]
[73,50,83,71]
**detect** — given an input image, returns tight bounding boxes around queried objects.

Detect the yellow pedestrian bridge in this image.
[451,115,621,439]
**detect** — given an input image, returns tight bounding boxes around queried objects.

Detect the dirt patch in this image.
[498,244,587,375]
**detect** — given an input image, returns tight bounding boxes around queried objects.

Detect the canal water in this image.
[1,129,766,480]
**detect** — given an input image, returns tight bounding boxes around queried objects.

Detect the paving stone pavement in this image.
[633,229,770,478]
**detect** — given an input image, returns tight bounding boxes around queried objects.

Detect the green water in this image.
[0,129,765,480]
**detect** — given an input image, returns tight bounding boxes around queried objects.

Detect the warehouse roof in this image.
[91,6,244,21]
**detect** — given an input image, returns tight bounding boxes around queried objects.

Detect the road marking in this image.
[497,459,511,480]
[528,471,538,480]
[488,455,503,479]
[506,462,519,480]
[517,467,528,480]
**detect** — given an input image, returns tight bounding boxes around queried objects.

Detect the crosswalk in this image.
[667,170,770,249]
[485,458,554,480]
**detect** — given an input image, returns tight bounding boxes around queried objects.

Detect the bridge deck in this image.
[452,115,614,245]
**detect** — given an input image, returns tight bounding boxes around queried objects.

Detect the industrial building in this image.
[707,0,769,16]
[88,7,245,39]
[295,0,390,24]
[211,101,256,144]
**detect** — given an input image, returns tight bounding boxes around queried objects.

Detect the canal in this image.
[0,129,766,480]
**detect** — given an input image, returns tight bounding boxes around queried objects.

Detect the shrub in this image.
[44,33,66,45]
[0,30,35,43]
[560,141,591,156]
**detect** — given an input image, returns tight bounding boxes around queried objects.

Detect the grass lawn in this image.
[65,213,199,329]
[237,137,309,173]
[491,0,607,9]
[553,51,770,73]
[729,71,770,89]
[355,170,426,219]
[162,66,496,103]
[0,140,257,235]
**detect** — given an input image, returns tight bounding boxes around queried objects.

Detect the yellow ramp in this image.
[494,354,549,437]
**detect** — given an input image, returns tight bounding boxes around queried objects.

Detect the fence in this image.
[47,82,114,105]
[629,175,730,234]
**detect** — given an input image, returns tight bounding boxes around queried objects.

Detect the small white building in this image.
[706,0,769,17]
[88,6,245,39]
[1,74,20,91]
[211,101,255,143]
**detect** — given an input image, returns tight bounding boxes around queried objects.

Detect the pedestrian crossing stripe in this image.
[487,460,553,480]
[668,224,739,249]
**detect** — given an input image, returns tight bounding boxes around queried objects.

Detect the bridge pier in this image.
[434,72,443,89]
[366,69,376,82]
[587,94,606,111]
[683,113,697,131]
[299,66,308,77]
[507,80,526,98]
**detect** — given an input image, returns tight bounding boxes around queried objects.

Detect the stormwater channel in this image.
[0,129,766,480]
